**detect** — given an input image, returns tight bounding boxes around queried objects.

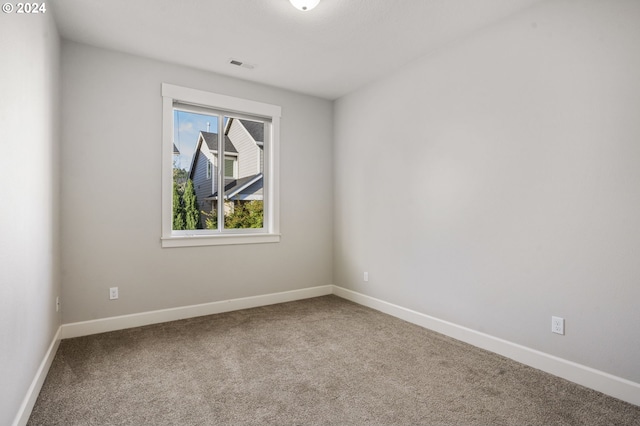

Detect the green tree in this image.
[183,179,201,229]
[173,167,188,191]
[201,201,263,230]
[172,183,185,230]
[225,200,263,229]
[202,208,217,230]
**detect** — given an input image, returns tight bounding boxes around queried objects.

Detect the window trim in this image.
[161,83,281,247]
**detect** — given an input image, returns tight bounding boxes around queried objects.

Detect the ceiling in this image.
[52,0,543,100]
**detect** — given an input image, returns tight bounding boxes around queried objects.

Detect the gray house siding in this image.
[227,119,261,178]
[192,149,213,213]
[260,148,264,174]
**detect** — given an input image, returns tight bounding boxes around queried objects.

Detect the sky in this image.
[173,110,218,171]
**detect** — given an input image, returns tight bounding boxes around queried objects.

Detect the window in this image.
[206,160,212,179]
[224,156,237,179]
[162,83,281,247]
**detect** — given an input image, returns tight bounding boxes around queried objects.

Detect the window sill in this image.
[161,233,281,248]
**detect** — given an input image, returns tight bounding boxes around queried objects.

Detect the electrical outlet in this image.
[56,296,60,312]
[109,287,119,300]
[363,271,369,282]
[552,316,564,335]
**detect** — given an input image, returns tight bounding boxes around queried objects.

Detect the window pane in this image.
[223,117,265,229]
[224,157,236,178]
[173,110,219,230]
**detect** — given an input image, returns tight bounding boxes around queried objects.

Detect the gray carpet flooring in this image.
[29,295,640,425]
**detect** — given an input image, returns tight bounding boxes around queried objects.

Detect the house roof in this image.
[188,131,239,180]
[173,144,180,155]
[200,131,238,154]
[239,120,264,143]
[207,173,263,200]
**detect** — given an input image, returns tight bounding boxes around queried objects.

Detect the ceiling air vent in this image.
[229,59,255,70]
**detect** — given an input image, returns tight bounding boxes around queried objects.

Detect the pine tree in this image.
[183,179,201,229]
[172,183,186,230]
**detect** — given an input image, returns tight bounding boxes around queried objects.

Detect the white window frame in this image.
[162,83,281,247]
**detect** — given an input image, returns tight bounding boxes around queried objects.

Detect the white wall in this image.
[0,11,61,426]
[334,0,640,383]
[60,41,333,323]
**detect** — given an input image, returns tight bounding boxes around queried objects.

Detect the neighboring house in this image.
[173,144,180,169]
[188,119,264,226]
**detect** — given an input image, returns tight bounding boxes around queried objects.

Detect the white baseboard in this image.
[61,285,333,339]
[19,283,639,426]
[332,285,640,407]
[12,327,61,426]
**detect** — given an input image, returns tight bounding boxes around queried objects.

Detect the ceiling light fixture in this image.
[289,0,320,12]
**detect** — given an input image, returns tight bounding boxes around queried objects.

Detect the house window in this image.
[162,83,281,247]
[224,156,237,179]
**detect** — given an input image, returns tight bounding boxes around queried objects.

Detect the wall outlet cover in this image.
[552,316,565,335]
